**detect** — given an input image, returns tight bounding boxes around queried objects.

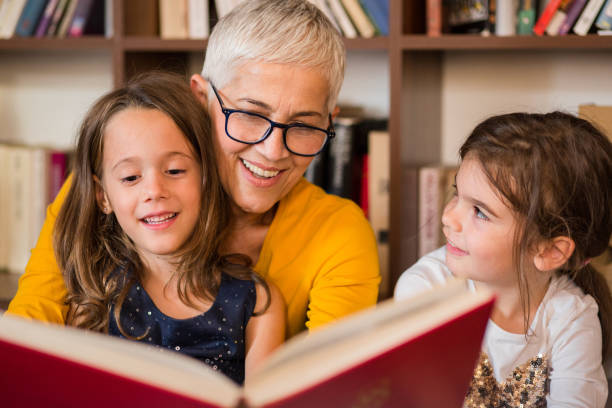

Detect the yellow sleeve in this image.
[305,206,381,331]
[5,176,71,323]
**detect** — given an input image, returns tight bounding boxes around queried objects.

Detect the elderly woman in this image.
[7,0,380,338]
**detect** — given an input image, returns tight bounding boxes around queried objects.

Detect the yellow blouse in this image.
[7,177,380,338]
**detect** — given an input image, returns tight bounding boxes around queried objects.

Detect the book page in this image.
[245,279,492,405]
[0,316,240,406]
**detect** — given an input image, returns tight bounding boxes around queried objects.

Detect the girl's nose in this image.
[143,172,168,201]
[441,197,461,232]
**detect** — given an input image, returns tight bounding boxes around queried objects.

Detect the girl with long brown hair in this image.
[53,71,285,384]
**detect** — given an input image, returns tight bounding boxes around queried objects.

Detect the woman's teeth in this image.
[242,159,279,178]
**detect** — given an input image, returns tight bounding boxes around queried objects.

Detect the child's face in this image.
[441,156,518,289]
[96,108,202,263]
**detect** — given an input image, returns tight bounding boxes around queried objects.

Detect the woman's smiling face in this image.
[207,61,331,216]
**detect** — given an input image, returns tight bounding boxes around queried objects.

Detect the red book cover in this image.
[533,0,564,34]
[0,280,494,407]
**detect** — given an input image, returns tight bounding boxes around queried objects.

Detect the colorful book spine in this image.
[34,0,59,37]
[573,0,606,34]
[358,0,389,35]
[15,0,48,37]
[533,0,563,34]
[340,0,375,38]
[0,0,29,38]
[558,0,588,34]
[546,0,575,35]
[517,0,537,35]
[45,0,69,36]
[425,0,443,36]
[595,0,612,29]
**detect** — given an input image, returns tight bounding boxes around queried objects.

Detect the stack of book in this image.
[307,0,389,38]
[426,0,612,36]
[0,0,108,39]
[0,143,71,274]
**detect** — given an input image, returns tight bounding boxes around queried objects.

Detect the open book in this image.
[0,279,494,408]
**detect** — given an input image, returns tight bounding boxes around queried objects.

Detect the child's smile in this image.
[96,108,202,263]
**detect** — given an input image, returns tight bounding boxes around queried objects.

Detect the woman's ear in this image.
[533,236,575,272]
[93,175,112,214]
[331,106,340,119]
[190,74,210,107]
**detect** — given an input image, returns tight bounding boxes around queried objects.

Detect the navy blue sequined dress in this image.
[108,273,256,384]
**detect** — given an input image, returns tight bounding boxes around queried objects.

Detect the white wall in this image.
[2,49,610,161]
[441,51,612,165]
[338,49,390,117]
[0,51,113,150]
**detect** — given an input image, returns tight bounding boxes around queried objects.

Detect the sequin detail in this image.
[108,273,257,384]
[464,352,550,408]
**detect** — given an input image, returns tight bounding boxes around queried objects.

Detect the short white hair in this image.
[202,0,345,111]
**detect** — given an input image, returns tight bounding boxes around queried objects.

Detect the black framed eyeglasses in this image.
[211,84,335,157]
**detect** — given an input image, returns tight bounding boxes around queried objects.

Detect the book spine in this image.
[48,151,67,204]
[496,0,517,35]
[0,0,29,38]
[418,166,442,257]
[7,146,32,274]
[15,0,49,37]
[359,0,389,35]
[327,118,356,199]
[187,0,209,38]
[517,0,537,35]
[30,148,48,254]
[595,0,612,29]
[34,0,59,37]
[159,0,188,39]
[426,0,442,36]
[45,0,68,36]
[327,0,358,38]
[340,0,375,37]
[573,0,606,34]
[558,0,588,34]
[57,0,80,38]
[0,145,9,272]
[367,130,390,297]
[533,0,563,34]
[66,0,92,36]
[545,0,574,35]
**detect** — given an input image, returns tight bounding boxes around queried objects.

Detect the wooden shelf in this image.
[399,34,612,50]
[0,37,113,51]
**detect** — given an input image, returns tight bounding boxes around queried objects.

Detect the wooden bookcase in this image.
[1,0,612,296]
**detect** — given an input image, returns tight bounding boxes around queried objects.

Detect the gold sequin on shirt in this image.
[464,352,550,408]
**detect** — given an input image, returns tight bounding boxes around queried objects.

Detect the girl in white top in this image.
[395,112,612,407]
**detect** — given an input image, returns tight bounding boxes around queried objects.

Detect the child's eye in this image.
[121,175,139,183]
[167,169,186,175]
[474,207,489,221]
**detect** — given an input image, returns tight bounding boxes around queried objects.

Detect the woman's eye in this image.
[475,207,489,220]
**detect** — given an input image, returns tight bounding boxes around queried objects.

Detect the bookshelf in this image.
[1,0,612,297]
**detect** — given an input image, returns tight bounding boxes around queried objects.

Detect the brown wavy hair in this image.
[460,111,612,359]
[54,71,269,335]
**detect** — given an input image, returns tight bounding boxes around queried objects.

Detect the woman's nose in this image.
[257,127,291,162]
